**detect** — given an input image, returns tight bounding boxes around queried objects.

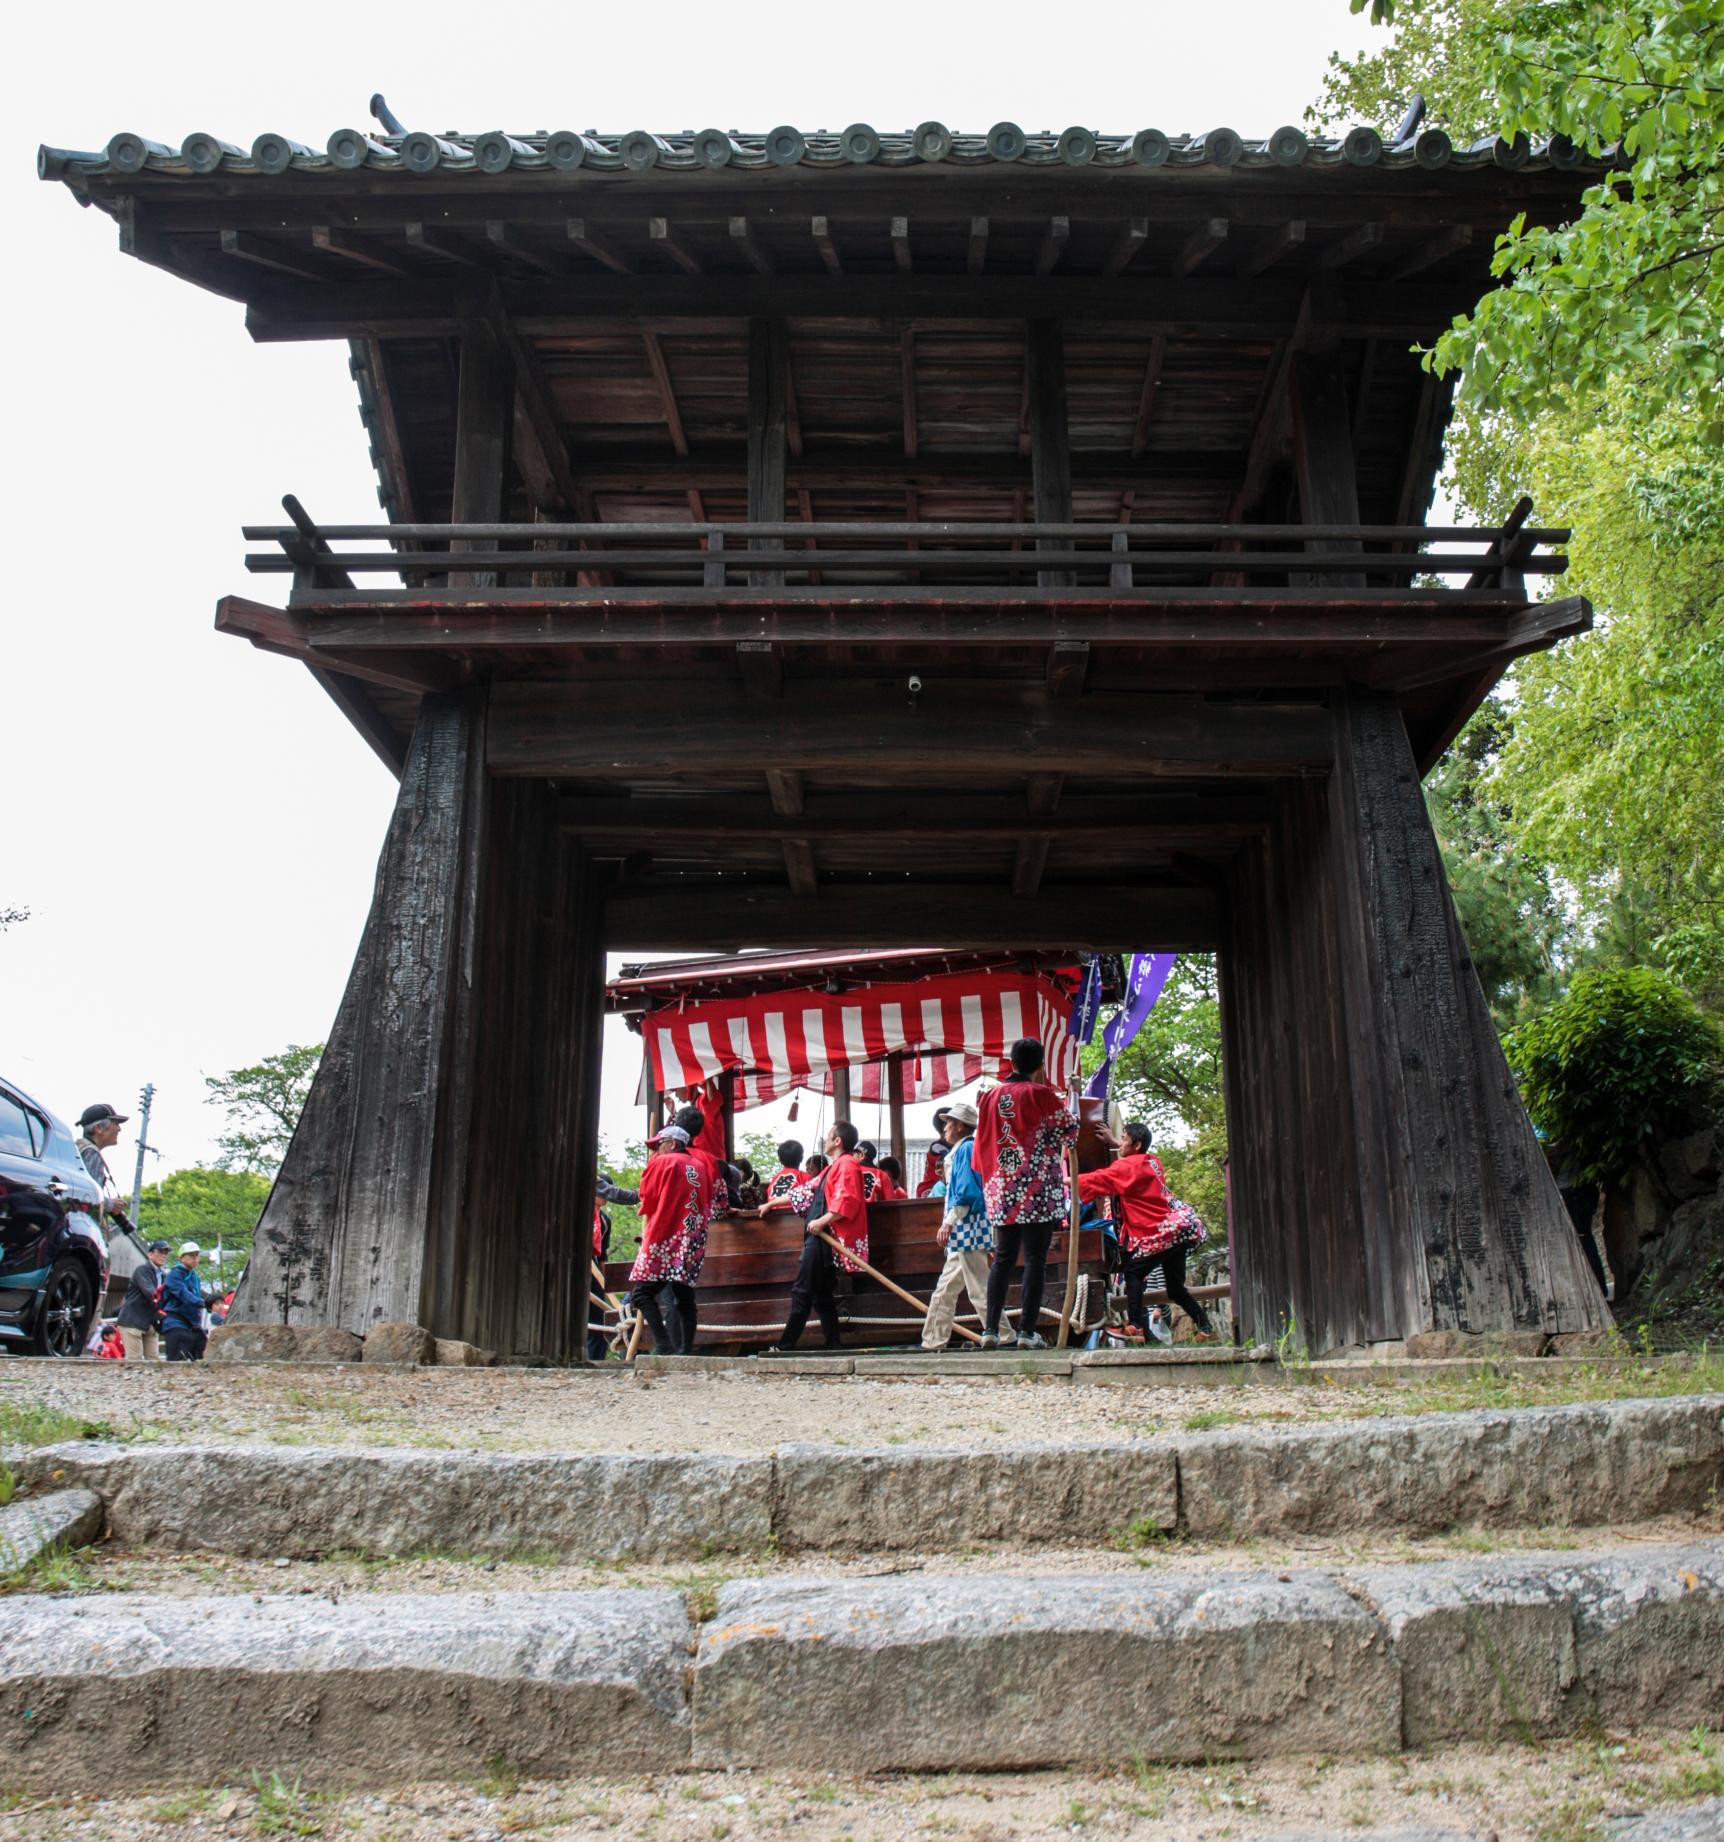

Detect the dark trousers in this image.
[1123,1244,1213,1335]
[627,1281,697,1354]
[985,1218,1057,1338]
[780,1233,842,1349]
[164,1326,206,1363]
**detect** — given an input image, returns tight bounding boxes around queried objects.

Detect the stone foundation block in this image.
[295,1326,364,1362]
[692,1572,1398,1769]
[207,1323,300,1362]
[772,1440,1177,1553]
[1177,1398,1724,1539]
[27,1444,775,1563]
[1567,1546,1724,1730]
[0,1588,691,1789]
[1403,1330,1551,1360]
[434,1338,498,1366]
[363,1320,435,1364]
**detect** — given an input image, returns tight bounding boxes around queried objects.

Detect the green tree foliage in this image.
[135,1166,272,1277]
[1083,958,1230,1252]
[0,905,27,931]
[1508,965,1724,1183]
[1333,2,1724,425]
[204,1044,322,1174]
[1321,5,1724,1011]
[1424,694,1568,1026]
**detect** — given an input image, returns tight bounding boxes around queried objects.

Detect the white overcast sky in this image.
[3,0,1379,1186]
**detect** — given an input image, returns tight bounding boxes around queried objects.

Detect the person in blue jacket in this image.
[161,1243,208,1363]
[921,1104,991,1351]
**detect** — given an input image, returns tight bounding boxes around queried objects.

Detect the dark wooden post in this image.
[450,317,514,588]
[748,319,788,586]
[886,1052,908,1176]
[1027,320,1074,589]
[832,1065,853,1122]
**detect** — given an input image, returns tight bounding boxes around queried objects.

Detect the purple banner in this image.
[1070,956,1104,1045]
[1085,951,1177,1099]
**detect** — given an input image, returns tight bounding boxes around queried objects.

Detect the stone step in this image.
[6,1541,1721,1790]
[18,1395,1721,1564]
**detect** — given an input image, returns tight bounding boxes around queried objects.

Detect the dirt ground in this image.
[5,1358,1716,1457]
[3,1735,1720,1842]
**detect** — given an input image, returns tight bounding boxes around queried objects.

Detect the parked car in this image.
[0,1076,109,1356]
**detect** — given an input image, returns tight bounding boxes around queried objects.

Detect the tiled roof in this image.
[39,121,1599,182]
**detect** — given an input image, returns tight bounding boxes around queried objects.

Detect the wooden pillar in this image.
[1027,320,1073,588]
[1222,689,1611,1351]
[831,1065,852,1123]
[747,318,788,586]
[450,318,514,587]
[886,1052,908,1176]
[643,1046,660,1142]
[231,688,490,1336]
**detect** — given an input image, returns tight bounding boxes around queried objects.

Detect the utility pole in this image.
[130,1082,156,1224]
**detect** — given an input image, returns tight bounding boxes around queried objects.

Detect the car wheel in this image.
[33,1257,94,1358]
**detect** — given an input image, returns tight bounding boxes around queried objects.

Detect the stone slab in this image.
[0,1489,102,1576]
[635,1354,854,1376]
[692,1570,1400,1769]
[1613,1800,1724,1841]
[24,1444,775,1563]
[0,1588,691,1789]
[772,1440,1177,1553]
[1177,1397,1724,1540]
[1074,1345,1273,1366]
[1357,1544,1724,1745]
[849,1351,1074,1377]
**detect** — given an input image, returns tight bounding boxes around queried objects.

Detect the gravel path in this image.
[1,1360,1380,1453]
[3,1735,1720,1842]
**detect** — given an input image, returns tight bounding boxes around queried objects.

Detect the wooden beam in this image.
[554,791,1275,844]
[1385,223,1473,283]
[485,221,572,276]
[1312,222,1386,272]
[354,339,417,522]
[219,229,334,284]
[605,882,1220,952]
[887,1053,908,1175]
[245,274,1477,341]
[782,838,818,895]
[728,216,773,274]
[736,640,783,698]
[765,769,805,816]
[811,216,842,274]
[1130,336,1167,459]
[1172,218,1229,278]
[641,330,688,456]
[648,218,703,274]
[1046,640,1091,696]
[890,217,913,273]
[1102,218,1149,278]
[966,217,989,275]
[488,683,1335,779]
[566,219,634,274]
[1036,216,1071,276]
[1239,220,1306,278]
[404,223,486,267]
[1027,320,1074,589]
[312,226,410,276]
[901,328,918,460]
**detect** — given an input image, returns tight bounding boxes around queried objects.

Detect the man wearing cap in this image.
[922,1104,992,1351]
[116,1239,170,1361]
[160,1243,207,1362]
[624,1124,717,1355]
[75,1103,132,1224]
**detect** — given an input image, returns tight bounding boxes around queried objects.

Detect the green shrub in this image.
[1509,967,1724,1186]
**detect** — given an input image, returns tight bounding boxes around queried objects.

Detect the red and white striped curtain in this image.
[643,969,1079,1113]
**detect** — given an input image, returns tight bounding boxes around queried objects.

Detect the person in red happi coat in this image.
[972,1037,1078,1349]
[624,1124,717,1355]
[773,1121,868,1351]
[1079,1121,1215,1340]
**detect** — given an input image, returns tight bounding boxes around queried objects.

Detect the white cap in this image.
[179,1241,201,1256]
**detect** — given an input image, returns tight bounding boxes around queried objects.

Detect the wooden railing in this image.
[243,499,1567,598]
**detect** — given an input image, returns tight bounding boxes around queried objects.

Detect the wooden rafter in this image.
[890,216,913,273]
[1130,336,1167,459]
[1239,220,1306,278]
[1036,216,1071,276]
[901,327,918,460]
[729,216,773,274]
[649,218,703,274]
[566,218,634,274]
[811,215,842,274]
[966,217,989,275]
[1172,218,1229,277]
[641,330,688,457]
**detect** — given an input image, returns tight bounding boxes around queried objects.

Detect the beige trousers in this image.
[922,1248,991,1349]
[120,1326,159,1362]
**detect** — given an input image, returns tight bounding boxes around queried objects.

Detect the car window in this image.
[23,1105,51,1158]
[0,1091,37,1159]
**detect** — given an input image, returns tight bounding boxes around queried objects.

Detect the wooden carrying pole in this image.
[810,1228,985,1346]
